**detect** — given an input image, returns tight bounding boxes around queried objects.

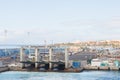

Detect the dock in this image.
[18,46,78,72]
[84,66,98,70]
[5,45,120,72]
[84,65,120,71]
[9,67,83,72]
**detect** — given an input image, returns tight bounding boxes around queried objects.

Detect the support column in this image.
[35,48,39,68]
[65,48,68,69]
[20,47,25,68]
[49,48,52,69]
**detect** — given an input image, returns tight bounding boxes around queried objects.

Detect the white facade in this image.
[91,58,112,67]
[108,63,114,66]
[91,61,101,67]
[91,59,101,67]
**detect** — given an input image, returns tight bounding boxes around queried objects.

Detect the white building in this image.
[91,58,112,67]
[91,59,101,66]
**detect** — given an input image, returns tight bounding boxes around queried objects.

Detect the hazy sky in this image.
[0,0,120,44]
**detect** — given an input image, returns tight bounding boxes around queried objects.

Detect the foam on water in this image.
[0,71,120,80]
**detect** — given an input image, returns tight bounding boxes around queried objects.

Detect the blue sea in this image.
[0,71,120,80]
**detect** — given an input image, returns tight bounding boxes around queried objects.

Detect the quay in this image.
[8,65,120,72]
[84,66,120,71]
[9,68,83,73]
[2,45,120,73]
[8,46,84,72]
[8,46,120,72]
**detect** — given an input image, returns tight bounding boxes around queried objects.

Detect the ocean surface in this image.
[0,71,120,80]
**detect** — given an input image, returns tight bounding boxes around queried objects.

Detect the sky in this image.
[0,0,120,45]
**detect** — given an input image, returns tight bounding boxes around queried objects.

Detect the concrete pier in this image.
[19,46,83,72]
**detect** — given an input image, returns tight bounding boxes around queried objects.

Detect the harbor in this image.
[0,44,120,73]
[1,0,120,79]
[13,46,84,72]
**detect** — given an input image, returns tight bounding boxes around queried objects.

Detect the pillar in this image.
[65,48,68,69]
[49,48,52,69]
[35,48,39,68]
[20,47,25,68]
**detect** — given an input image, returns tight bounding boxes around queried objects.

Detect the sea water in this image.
[0,71,120,80]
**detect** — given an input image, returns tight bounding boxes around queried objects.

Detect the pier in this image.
[18,46,82,72]
[84,65,120,71]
